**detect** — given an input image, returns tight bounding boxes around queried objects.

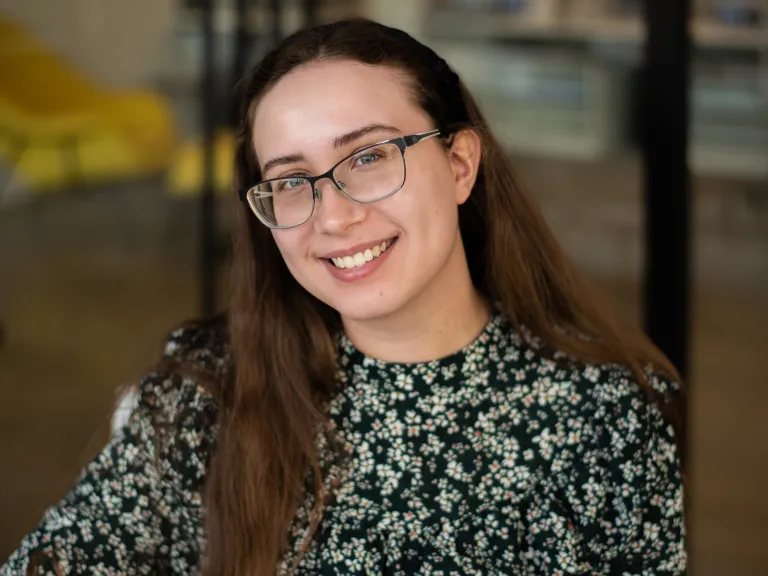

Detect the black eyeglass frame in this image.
[239,129,442,229]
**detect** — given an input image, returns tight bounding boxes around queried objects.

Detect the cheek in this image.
[271,230,307,270]
[401,171,459,224]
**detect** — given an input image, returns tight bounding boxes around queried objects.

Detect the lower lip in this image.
[323,240,397,283]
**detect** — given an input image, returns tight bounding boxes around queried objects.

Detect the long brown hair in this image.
[205,18,686,576]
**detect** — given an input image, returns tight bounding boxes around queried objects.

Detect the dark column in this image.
[641,0,692,381]
[200,0,218,318]
[270,0,284,47]
[231,0,251,126]
[302,0,318,27]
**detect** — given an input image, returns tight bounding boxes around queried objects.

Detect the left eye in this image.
[353,152,381,166]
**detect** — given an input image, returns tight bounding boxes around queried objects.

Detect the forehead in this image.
[252,60,427,161]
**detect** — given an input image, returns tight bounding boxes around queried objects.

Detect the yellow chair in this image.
[166,130,235,197]
[0,16,178,193]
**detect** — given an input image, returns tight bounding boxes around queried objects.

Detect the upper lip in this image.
[319,237,397,259]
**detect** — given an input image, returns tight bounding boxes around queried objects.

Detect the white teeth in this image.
[330,239,395,269]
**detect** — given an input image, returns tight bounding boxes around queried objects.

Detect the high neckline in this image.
[337,309,508,370]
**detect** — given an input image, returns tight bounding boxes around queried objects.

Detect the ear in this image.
[447,129,482,205]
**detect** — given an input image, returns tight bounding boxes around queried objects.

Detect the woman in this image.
[3,19,686,576]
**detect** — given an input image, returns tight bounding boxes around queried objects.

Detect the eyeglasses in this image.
[240,129,441,229]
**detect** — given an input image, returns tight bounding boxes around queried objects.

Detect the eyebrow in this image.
[260,123,402,176]
[332,123,400,149]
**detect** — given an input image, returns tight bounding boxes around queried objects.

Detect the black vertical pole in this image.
[231,0,251,127]
[270,0,283,47]
[641,0,692,381]
[302,0,317,27]
[201,0,217,318]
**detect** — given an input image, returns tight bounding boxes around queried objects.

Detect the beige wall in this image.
[0,0,177,87]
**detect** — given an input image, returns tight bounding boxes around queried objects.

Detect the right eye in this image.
[276,178,306,192]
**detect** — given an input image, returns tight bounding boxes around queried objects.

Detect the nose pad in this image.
[311,174,363,232]
[314,176,345,200]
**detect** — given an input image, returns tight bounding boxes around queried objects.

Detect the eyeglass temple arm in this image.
[404,129,441,148]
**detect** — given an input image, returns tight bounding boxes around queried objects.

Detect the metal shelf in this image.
[425,7,768,50]
[425,7,768,179]
[691,145,768,179]
[431,40,630,162]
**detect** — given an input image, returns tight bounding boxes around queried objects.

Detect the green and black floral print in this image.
[2,312,686,575]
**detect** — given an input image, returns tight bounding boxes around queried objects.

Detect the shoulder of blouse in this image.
[112,316,228,450]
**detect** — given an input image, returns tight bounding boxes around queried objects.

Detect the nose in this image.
[312,176,365,234]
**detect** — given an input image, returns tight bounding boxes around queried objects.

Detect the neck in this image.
[341,235,491,363]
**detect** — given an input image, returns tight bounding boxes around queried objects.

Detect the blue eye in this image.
[277,177,308,192]
[354,151,382,167]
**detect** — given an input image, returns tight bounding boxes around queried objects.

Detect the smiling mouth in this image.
[327,238,397,269]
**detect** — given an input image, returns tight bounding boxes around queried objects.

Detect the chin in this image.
[325,291,406,324]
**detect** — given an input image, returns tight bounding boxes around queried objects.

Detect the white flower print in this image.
[2,313,686,576]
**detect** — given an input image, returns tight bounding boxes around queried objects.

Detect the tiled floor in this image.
[0,179,766,574]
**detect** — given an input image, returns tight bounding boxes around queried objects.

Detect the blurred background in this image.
[0,0,765,573]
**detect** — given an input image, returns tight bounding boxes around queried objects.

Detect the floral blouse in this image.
[2,312,687,575]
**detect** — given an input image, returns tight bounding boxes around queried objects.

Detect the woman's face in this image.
[252,59,480,323]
